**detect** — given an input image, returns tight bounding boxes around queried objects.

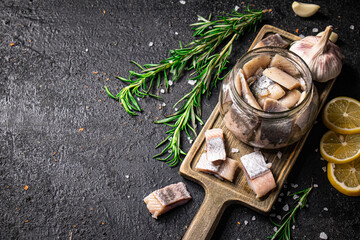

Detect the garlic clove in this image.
[292,1,320,18]
[317,31,339,43]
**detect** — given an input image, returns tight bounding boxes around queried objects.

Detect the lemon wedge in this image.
[327,158,360,196]
[320,131,360,164]
[322,96,360,134]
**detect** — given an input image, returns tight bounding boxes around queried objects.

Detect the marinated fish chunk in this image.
[270,54,300,77]
[278,89,302,108]
[144,182,192,219]
[205,129,226,164]
[253,33,289,49]
[240,151,276,198]
[242,55,271,78]
[263,67,301,90]
[196,153,239,182]
[238,70,262,110]
[263,98,289,112]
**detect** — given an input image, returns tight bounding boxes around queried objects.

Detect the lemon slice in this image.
[320,131,360,164]
[322,96,360,134]
[327,158,360,196]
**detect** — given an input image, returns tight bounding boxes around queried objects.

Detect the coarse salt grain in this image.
[282,204,289,211]
[320,232,328,239]
[137,97,140,101]
[273,226,278,232]
[244,220,248,225]
[148,42,153,47]
[174,108,178,111]
[315,148,318,152]
[280,193,284,197]
[175,32,179,35]
[322,166,327,173]
[235,5,240,11]
[277,151,282,159]
[291,183,298,188]
[299,34,305,38]
[270,213,276,217]
[276,215,281,220]
[323,207,328,211]
[312,28,319,33]
[188,80,196,85]
[168,80,173,86]
[350,25,354,30]
[293,194,299,200]
[125,175,129,179]
[320,157,325,161]
[252,216,256,221]
[278,198,282,202]
[231,148,239,153]
[180,0,186,5]
[314,184,319,188]
[160,89,165,94]
[287,191,291,196]
[162,102,166,107]
[85,48,89,52]
[292,225,295,230]
[189,139,193,144]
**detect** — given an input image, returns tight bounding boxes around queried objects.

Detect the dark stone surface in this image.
[0,0,359,239]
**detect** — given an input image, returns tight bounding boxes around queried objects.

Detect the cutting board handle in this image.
[182,190,227,240]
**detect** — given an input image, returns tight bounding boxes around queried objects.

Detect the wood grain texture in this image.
[180,25,336,240]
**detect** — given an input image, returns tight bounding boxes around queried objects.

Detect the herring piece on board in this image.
[205,129,226,164]
[144,182,192,219]
[278,89,302,108]
[269,54,300,77]
[263,98,289,112]
[253,33,289,49]
[263,67,301,90]
[245,170,277,198]
[240,151,276,198]
[240,151,272,179]
[196,153,239,182]
[242,55,271,78]
[239,70,262,110]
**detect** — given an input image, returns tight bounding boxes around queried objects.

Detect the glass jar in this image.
[219,47,319,149]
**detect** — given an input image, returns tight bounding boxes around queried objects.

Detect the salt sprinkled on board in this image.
[188,80,196,85]
[282,204,289,211]
[277,151,282,159]
[160,89,165,94]
[148,42,154,47]
[175,32,179,35]
[85,48,89,52]
[320,232,328,239]
[312,28,319,33]
[168,80,173,86]
[323,207,328,211]
[179,0,186,5]
[125,175,129,179]
[162,102,166,107]
[322,166,327,173]
[235,5,240,11]
[293,194,299,200]
[244,220,248,225]
[314,184,319,188]
[251,216,256,221]
[292,225,295,230]
[231,148,239,153]
[350,25,354,30]
[273,226,278,232]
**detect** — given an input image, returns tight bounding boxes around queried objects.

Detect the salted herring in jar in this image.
[219,47,319,149]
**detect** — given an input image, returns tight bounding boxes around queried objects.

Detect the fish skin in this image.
[263,98,289,112]
[144,182,192,219]
[242,55,271,79]
[270,54,300,77]
[239,70,262,110]
[205,129,226,164]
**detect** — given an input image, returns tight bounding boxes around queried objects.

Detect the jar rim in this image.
[230,46,313,119]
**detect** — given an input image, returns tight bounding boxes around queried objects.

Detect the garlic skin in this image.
[290,26,343,82]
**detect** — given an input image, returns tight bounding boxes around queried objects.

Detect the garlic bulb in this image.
[290,26,343,82]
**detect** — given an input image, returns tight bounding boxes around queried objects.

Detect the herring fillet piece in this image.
[205,129,226,164]
[240,151,276,198]
[263,67,300,90]
[269,54,300,77]
[144,182,192,219]
[253,33,289,49]
[196,153,239,182]
[263,98,289,112]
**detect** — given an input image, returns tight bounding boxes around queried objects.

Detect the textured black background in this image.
[1,0,359,239]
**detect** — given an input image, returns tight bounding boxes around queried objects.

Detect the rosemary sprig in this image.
[105,7,265,166]
[269,185,313,240]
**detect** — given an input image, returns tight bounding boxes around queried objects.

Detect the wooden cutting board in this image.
[179,25,336,240]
